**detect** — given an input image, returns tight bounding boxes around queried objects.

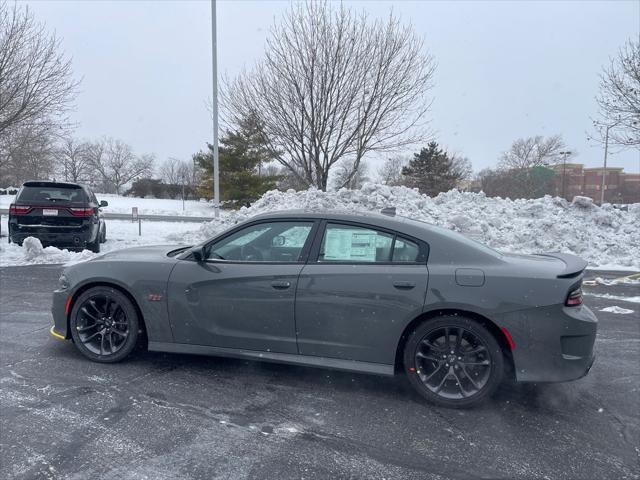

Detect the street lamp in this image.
[559,151,572,200]
[211,0,220,218]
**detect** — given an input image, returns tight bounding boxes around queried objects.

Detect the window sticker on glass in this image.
[323,225,392,262]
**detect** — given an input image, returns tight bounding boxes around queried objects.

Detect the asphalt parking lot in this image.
[1,265,638,480]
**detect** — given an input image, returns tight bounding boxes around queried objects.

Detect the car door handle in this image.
[393,281,416,290]
[271,281,291,290]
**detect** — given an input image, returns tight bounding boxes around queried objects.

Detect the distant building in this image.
[549,163,640,204]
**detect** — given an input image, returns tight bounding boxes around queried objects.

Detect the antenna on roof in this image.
[380,206,396,216]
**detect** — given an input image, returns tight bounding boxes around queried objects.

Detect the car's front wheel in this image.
[69,287,140,363]
[403,315,504,408]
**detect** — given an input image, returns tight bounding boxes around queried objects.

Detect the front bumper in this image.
[498,304,598,383]
[51,288,71,339]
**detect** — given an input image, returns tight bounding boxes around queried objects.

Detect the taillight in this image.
[566,286,583,306]
[69,207,94,216]
[9,204,31,215]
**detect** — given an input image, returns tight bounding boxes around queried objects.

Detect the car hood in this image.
[93,245,187,262]
[500,251,587,278]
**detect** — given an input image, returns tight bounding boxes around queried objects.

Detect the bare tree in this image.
[332,159,369,190]
[0,2,78,143]
[449,154,473,185]
[377,155,408,186]
[160,158,184,185]
[594,38,640,147]
[87,138,155,194]
[223,1,435,191]
[497,135,565,199]
[56,137,90,183]
[1,124,55,185]
[498,135,565,170]
[160,157,201,199]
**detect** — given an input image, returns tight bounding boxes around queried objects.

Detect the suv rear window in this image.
[18,185,87,203]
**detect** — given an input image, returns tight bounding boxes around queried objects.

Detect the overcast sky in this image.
[24,0,640,174]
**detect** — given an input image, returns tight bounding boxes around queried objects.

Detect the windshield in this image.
[18,186,86,203]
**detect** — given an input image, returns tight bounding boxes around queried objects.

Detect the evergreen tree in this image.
[194,115,279,207]
[402,142,470,196]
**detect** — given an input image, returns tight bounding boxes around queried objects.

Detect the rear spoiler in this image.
[535,252,588,278]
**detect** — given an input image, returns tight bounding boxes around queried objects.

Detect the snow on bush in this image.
[169,184,640,270]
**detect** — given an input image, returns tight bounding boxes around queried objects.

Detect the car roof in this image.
[22,181,84,189]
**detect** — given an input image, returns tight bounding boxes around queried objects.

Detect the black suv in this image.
[8,181,108,253]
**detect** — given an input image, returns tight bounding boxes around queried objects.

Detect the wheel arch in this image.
[394,308,515,378]
[66,281,147,347]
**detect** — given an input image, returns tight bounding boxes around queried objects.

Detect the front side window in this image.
[319,224,394,262]
[207,221,314,262]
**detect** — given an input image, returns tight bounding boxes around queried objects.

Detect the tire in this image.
[88,234,101,253]
[69,287,140,363]
[100,224,107,243]
[403,315,504,408]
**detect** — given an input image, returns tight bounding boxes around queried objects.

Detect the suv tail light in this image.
[9,204,32,215]
[565,286,583,306]
[69,207,94,216]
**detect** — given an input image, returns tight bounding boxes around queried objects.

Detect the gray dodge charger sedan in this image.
[50,210,597,407]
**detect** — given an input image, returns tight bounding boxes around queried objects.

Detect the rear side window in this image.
[392,237,420,262]
[320,224,394,262]
[18,186,86,203]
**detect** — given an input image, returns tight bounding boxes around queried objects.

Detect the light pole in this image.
[559,151,572,200]
[211,0,220,218]
[599,125,612,205]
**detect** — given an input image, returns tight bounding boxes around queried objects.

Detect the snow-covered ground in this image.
[0,193,215,217]
[1,184,639,270]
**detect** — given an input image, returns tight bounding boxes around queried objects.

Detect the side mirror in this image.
[191,245,205,262]
[100,200,108,207]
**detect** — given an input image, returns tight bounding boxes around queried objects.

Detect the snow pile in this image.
[0,219,204,267]
[592,276,640,286]
[2,185,639,269]
[599,306,635,315]
[171,184,640,270]
[9,237,96,266]
[585,293,640,304]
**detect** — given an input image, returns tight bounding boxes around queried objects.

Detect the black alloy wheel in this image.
[69,287,140,363]
[404,315,504,408]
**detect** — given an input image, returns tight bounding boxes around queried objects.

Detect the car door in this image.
[167,219,319,354]
[295,221,429,365]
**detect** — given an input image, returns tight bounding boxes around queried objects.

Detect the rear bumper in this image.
[9,221,97,247]
[498,304,597,382]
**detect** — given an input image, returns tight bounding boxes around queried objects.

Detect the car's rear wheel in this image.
[403,315,504,408]
[69,287,139,363]
[100,224,107,243]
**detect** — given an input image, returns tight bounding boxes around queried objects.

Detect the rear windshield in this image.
[18,185,87,203]
[427,224,503,258]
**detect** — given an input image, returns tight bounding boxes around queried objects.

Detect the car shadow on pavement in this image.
[48,339,580,413]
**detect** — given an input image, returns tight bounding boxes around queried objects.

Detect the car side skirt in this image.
[148,342,395,376]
